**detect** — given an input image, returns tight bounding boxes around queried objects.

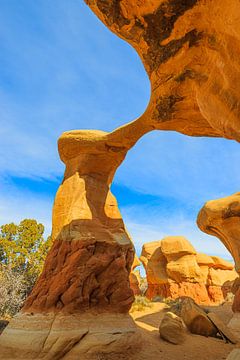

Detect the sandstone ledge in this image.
[0,312,141,360]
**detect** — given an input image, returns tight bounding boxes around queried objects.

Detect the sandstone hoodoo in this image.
[140,236,237,304]
[0,128,150,359]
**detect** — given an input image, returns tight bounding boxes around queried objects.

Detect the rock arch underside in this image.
[1,1,240,359]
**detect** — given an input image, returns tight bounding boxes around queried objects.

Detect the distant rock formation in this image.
[198,193,240,312]
[140,236,237,304]
[130,255,141,295]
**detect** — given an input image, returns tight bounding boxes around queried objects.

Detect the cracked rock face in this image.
[85,0,240,142]
[140,237,238,304]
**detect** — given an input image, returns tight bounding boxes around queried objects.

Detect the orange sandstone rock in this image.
[85,0,240,142]
[197,193,240,312]
[130,255,141,295]
[140,237,237,304]
[197,193,240,273]
[0,127,149,358]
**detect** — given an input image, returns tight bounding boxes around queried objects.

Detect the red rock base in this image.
[23,239,134,314]
[146,282,229,305]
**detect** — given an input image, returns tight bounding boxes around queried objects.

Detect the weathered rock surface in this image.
[226,349,240,360]
[141,237,237,304]
[207,312,237,344]
[0,312,140,360]
[2,0,240,358]
[228,313,240,341]
[197,192,240,311]
[159,311,187,344]
[85,0,240,143]
[180,298,217,337]
[197,193,240,273]
[130,255,141,295]
[0,128,147,357]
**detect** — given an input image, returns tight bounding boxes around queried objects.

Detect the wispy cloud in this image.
[122,204,233,261]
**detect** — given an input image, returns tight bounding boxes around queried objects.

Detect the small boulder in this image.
[159,312,187,344]
[180,297,217,337]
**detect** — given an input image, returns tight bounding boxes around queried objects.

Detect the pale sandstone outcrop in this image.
[0,312,139,360]
[159,311,187,344]
[141,237,237,304]
[197,193,240,311]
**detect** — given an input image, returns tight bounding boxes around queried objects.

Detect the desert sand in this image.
[127,302,237,360]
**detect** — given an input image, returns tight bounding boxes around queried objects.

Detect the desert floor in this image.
[123,302,238,360]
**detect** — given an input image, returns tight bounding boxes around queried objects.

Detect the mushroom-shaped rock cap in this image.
[58,130,109,163]
[140,240,162,259]
[197,193,240,224]
[197,192,240,273]
[161,236,196,261]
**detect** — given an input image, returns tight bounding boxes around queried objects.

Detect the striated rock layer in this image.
[198,192,240,312]
[140,236,237,304]
[0,312,139,360]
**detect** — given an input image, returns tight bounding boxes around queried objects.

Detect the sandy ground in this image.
[125,302,238,360]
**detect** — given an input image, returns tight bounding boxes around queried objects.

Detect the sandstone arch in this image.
[1,1,240,358]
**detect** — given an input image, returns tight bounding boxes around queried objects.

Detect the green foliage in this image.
[0,219,52,290]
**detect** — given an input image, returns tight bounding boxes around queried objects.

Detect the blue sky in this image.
[1,0,240,261]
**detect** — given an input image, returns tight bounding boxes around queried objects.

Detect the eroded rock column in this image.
[23,130,134,314]
[0,125,152,360]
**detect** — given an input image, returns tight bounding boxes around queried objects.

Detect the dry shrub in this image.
[130,295,153,313]
[0,267,27,318]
